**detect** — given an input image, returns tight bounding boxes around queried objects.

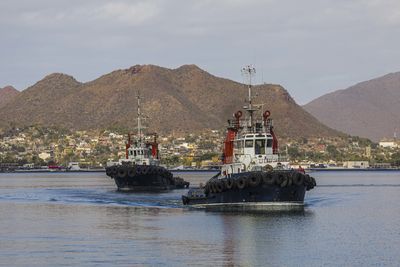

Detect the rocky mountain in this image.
[304,72,400,142]
[0,86,19,108]
[0,64,339,138]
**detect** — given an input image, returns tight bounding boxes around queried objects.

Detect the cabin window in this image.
[245,140,254,148]
[267,139,273,148]
[255,139,266,154]
[235,140,243,150]
[134,151,137,156]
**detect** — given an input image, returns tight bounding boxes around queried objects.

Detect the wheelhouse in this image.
[233,133,274,156]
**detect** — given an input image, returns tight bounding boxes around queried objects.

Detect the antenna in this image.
[241,65,257,130]
[136,90,144,143]
[241,65,256,105]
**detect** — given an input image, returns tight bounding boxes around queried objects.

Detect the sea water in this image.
[0,171,399,266]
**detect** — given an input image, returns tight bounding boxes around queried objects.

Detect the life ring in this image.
[234,110,243,119]
[236,176,247,189]
[225,178,235,190]
[249,173,261,187]
[263,110,271,119]
[262,172,275,185]
[128,167,136,178]
[117,167,128,179]
[292,172,304,186]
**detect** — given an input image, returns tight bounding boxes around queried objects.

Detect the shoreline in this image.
[1,168,400,173]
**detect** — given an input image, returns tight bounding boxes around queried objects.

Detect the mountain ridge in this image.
[0,85,20,108]
[304,71,400,141]
[0,64,340,138]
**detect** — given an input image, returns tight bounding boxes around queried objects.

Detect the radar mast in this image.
[241,65,258,132]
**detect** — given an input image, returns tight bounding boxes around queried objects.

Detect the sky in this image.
[1,0,400,104]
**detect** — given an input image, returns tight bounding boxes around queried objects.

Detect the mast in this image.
[241,65,257,132]
[136,91,143,143]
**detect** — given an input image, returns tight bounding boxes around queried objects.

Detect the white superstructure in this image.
[221,66,289,176]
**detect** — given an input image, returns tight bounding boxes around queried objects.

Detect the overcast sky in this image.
[1,0,400,104]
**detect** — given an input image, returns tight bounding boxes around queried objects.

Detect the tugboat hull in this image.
[106,164,189,191]
[182,171,316,210]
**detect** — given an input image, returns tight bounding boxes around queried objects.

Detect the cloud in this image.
[1,0,160,28]
[92,1,160,25]
[1,0,400,104]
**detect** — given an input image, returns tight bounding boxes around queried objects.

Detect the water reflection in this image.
[216,209,315,266]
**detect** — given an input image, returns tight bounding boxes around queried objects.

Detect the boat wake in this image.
[317,184,400,187]
[0,188,186,209]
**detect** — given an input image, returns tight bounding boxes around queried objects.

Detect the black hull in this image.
[182,170,316,210]
[105,164,189,191]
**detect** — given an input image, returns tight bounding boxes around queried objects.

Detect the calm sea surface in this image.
[0,171,399,266]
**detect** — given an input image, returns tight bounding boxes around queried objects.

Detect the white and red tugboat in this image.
[182,66,316,210]
[105,93,189,191]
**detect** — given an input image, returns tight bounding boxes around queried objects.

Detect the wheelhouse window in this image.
[255,139,266,154]
[245,140,254,148]
[236,140,243,150]
[267,139,273,148]
[234,140,244,154]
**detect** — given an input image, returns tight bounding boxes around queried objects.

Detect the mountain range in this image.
[0,64,338,138]
[304,72,400,142]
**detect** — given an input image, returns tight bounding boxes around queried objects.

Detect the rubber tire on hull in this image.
[128,167,136,178]
[117,167,128,179]
[274,173,284,185]
[262,172,275,185]
[208,181,216,194]
[225,178,235,190]
[292,172,304,186]
[111,166,118,176]
[249,173,261,187]
[236,176,247,189]
[215,180,224,193]
[280,174,289,187]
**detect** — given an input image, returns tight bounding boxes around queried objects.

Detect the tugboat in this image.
[182,66,316,210]
[105,93,189,191]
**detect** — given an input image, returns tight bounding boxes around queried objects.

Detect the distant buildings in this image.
[379,139,399,148]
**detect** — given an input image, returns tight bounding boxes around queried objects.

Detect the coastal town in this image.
[1,126,399,171]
